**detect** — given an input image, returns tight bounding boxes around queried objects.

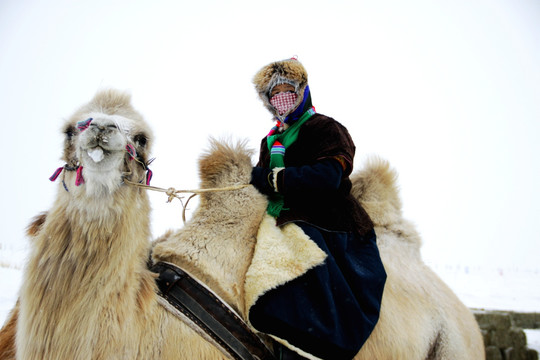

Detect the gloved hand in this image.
[250,167,274,195]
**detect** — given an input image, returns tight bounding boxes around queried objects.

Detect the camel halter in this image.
[50,145,153,189]
[49,144,250,224]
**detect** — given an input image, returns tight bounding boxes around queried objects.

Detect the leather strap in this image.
[150,262,276,360]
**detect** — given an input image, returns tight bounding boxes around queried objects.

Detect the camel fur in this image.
[151,139,269,319]
[2,90,484,359]
[13,90,228,360]
[0,213,46,360]
[349,159,485,359]
[0,302,17,360]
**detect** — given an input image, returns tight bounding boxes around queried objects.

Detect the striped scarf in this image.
[266,107,316,216]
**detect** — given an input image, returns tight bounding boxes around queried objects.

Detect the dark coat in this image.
[256,113,373,237]
[251,113,387,359]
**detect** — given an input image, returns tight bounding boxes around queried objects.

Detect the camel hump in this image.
[198,137,254,189]
[350,157,403,227]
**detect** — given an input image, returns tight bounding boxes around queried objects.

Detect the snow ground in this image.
[1,257,539,352]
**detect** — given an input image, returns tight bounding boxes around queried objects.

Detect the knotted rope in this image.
[123,179,251,223]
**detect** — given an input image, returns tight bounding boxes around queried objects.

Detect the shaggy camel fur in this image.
[3,90,483,358]
[13,90,232,360]
[0,214,45,360]
[0,215,45,360]
[151,140,268,318]
[0,303,17,359]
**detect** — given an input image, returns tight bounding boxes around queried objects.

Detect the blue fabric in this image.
[249,225,386,360]
[251,159,342,196]
[281,158,343,194]
[250,167,273,195]
[282,85,312,124]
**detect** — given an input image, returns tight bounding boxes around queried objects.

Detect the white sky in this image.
[0,0,539,270]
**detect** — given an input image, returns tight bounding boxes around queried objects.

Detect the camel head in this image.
[53,89,153,197]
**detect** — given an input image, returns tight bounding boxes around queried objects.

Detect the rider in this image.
[249,57,387,360]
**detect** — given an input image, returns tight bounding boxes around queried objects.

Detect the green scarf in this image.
[266,107,315,217]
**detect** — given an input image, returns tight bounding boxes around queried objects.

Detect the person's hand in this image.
[250,167,274,195]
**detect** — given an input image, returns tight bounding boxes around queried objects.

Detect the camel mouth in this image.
[81,144,125,164]
[78,122,129,167]
[86,146,107,163]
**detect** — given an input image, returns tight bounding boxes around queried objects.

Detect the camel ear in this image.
[61,123,78,165]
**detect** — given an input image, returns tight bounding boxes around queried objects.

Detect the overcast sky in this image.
[1,0,539,270]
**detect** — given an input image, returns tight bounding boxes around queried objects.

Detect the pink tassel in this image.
[75,166,84,186]
[77,118,93,132]
[126,144,137,160]
[146,169,153,185]
[49,167,64,182]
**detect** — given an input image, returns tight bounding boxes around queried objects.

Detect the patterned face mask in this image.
[270,91,298,116]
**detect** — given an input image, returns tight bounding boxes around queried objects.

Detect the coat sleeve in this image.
[276,158,343,195]
[303,116,356,177]
[255,115,355,195]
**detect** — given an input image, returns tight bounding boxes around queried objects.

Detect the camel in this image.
[12,89,234,360]
[1,89,484,359]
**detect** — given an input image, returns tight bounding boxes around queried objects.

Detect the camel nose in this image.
[90,122,119,133]
[85,120,121,145]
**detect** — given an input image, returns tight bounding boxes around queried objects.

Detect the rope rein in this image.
[123,179,251,223]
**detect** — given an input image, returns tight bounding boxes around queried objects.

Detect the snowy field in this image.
[1,247,539,352]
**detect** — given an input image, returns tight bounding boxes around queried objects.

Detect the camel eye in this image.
[64,126,76,140]
[134,134,147,148]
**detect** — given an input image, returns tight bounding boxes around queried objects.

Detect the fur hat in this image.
[253,57,309,118]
